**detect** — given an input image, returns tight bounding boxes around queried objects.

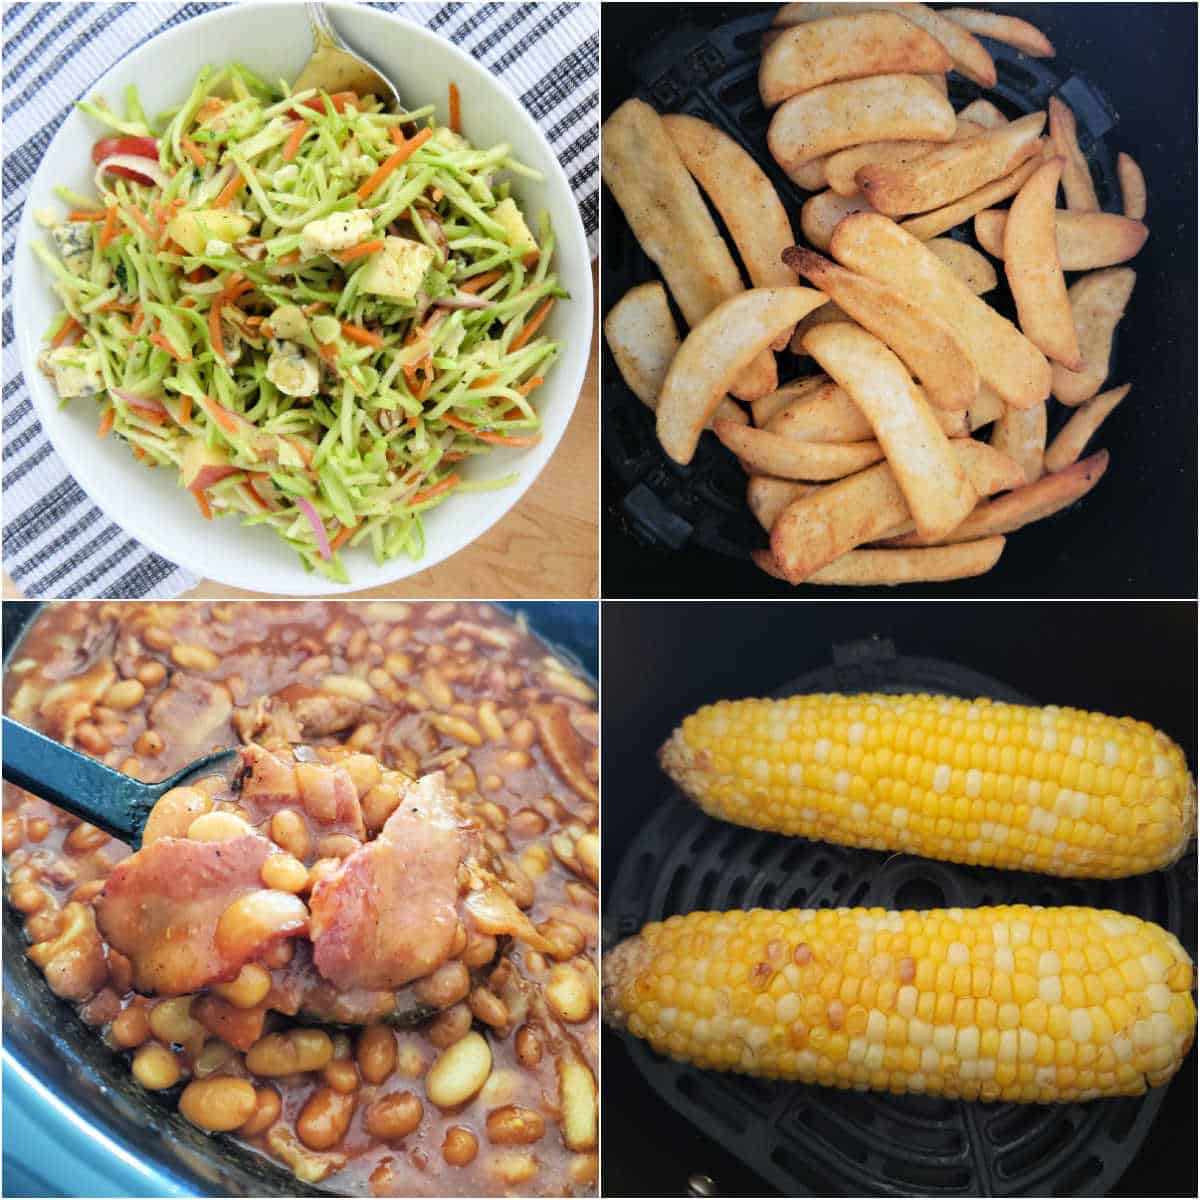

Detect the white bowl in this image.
[14,1,592,595]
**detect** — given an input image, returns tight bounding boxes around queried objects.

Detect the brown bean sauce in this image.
[3,601,598,1196]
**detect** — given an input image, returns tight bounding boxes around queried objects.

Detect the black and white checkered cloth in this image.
[1,0,598,597]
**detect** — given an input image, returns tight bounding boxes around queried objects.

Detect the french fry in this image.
[883,451,1109,546]
[925,238,997,294]
[657,287,828,464]
[789,302,852,354]
[831,213,1052,409]
[801,189,874,252]
[770,439,1024,582]
[855,111,1045,217]
[990,399,1047,484]
[784,247,978,410]
[823,128,980,197]
[1047,96,1099,212]
[974,208,1149,270]
[1117,152,1148,221]
[767,380,969,442]
[968,385,1006,430]
[1004,158,1080,369]
[783,155,834,193]
[940,8,1055,58]
[767,74,955,174]
[759,11,951,108]
[603,283,749,430]
[899,153,1041,240]
[1051,268,1136,405]
[747,476,815,530]
[771,3,997,88]
[756,536,1007,585]
[751,374,830,428]
[713,421,885,480]
[955,98,1009,130]
[601,99,777,402]
[803,322,977,538]
[1044,384,1130,473]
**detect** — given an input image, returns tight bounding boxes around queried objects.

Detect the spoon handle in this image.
[306,0,340,51]
[1,716,154,845]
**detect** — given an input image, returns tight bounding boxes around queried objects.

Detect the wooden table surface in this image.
[3,264,598,602]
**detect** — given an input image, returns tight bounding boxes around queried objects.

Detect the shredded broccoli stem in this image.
[34,67,566,580]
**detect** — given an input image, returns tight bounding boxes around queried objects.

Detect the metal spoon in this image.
[1,715,238,850]
[293,0,405,112]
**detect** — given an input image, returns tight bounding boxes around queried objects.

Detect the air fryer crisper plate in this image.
[605,640,1195,1197]
[602,10,1122,556]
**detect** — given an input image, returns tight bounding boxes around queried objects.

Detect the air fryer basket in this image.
[602,625,1197,1197]
[600,3,1197,598]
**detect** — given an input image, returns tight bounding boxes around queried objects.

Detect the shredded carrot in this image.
[135,406,166,426]
[202,395,240,435]
[149,332,191,362]
[97,406,115,437]
[442,412,541,447]
[131,306,145,334]
[315,341,339,366]
[51,317,81,349]
[209,296,227,366]
[282,120,308,162]
[329,522,357,553]
[442,451,466,463]
[179,296,196,309]
[448,82,461,133]
[181,137,207,169]
[126,206,157,239]
[521,249,540,269]
[191,488,213,519]
[510,297,555,351]
[470,372,498,391]
[336,239,384,264]
[199,97,226,118]
[178,395,193,425]
[133,446,147,461]
[241,479,269,511]
[415,374,432,402]
[359,127,433,201]
[67,210,107,221]
[96,301,136,313]
[295,91,358,117]
[339,321,383,348]
[412,472,461,505]
[302,302,327,315]
[276,250,301,266]
[459,269,503,294]
[517,375,544,396]
[97,205,119,249]
[214,171,244,208]
[187,267,210,284]
[286,436,314,468]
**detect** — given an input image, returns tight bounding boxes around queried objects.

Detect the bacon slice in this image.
[96,834,306,995]
[238,744,364,841]
[309,773,468,991]
[531,703,599,803]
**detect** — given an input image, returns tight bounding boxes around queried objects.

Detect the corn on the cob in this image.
[661,693,1195,878]
[603,905,1196,1101]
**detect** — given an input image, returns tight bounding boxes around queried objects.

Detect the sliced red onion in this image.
[94,155,171,193]
[294,496,332,559]
[110,387,167,416]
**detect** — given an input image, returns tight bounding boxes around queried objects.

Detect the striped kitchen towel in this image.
[1,0,598,599]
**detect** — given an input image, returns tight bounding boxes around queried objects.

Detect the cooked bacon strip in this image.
[238,743,365,840]
[531,703,599,803]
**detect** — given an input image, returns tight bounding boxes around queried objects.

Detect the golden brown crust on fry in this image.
[940,8,1055,57]
[1048,96,1100,212]
[1117,152,1148,221]
[1051,268,1136,406]
[1044,385,1130,473]
[974,209,1149,270]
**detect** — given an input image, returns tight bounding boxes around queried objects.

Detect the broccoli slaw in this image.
[33,62,566,582]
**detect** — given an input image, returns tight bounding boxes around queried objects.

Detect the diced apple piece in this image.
[167,210,252,256]
[359,236,435,303]
[180,438,238,491]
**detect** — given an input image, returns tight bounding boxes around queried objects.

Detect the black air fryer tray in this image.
[601,4,1198,598]
[604,638,1197,1197]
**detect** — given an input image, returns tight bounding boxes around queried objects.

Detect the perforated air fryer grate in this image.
[602,11,1124,556]
[604,640,1197,1197]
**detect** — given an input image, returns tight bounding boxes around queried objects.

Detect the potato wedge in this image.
[713,421,884,480]
[855,111,1045,217]
[751,375,830,428]
[756,537,1007,585]
[925,238,997,293]
[990,400,1047,484]
[767,380,968,442]
[789,302,852,355]
[803,322,977,538]
[899,153,1041,240]
[784,246,979,410]
[1051,268,1136,405]
[603,285,750,430]
[1117,152,1148,220]
[1047,96,1099,212]
[940,8,1055,57]
[783,155,834,193]
[974,208,1149,269]
[1003,158,1080,368]
[801,189,874,252]
[748,476,815,531]
[1044,384,1130,473]
[968,385,1006,431]
[771,3,997,88]
[657,287,828,463]
[601,99,777,402]
[955,98,1009,130]
[767,74,955,173]
[883,451,1109,546]
[770,439,1023,582]
[831,213,1051,409]
[759,11,951,108]
[823,115,984,196]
